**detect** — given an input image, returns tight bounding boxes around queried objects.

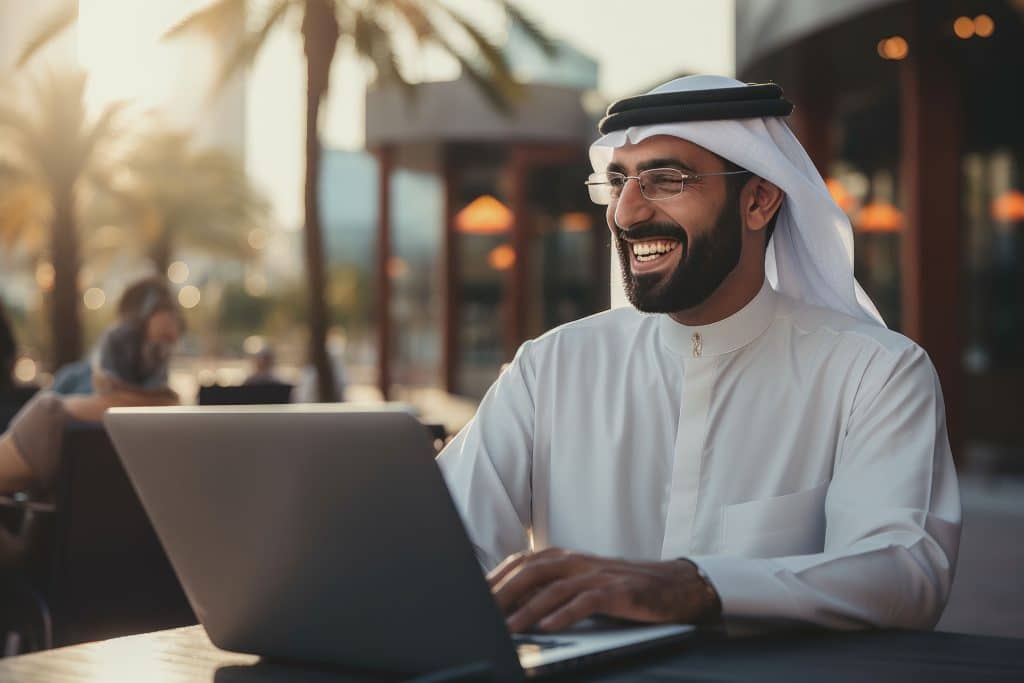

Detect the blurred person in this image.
[243,346,286,386]
[51,277,180,395]
[0,301,15,392]
[439,76,960,633]
[0,289,183,495]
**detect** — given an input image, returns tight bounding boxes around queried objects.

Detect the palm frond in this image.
[388,0,521,112]
[0,180,51,251]
[104,127,270,265]
[499,1,557,57]
[15,0,78,68]
[206,0,293,101]
[450,49,517,114]
[422,0,517,88]
[353,9,414,98]
[0,99,37,139]
[80,102,126,170]
[163,0,249,40]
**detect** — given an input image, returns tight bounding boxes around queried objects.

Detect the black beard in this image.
[615,195,742,313]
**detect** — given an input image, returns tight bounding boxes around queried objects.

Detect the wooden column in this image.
[792,38,836,177]
[508,149,530,360]
[442,145,460,394]
[376,145,394,400]
[900,0,963,462]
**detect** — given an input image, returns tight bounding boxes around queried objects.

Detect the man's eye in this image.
[608,175,626,188]
[647,172,682,187]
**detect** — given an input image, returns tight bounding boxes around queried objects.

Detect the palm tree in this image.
[166,0,554,401]
[92,128,270,275]
[0,70,122,368]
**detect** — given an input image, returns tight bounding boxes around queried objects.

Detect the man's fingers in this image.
[487,552,527,588]
[536,589,611,632]
[492,553,584,613]
[487,547,565,587]
[505,572,605,633]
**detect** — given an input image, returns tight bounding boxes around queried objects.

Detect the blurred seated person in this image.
[1,301,17,394]
[51,277,179,395]
[1,301,39,433]
[243,346,286,386]
[0,292,183,495]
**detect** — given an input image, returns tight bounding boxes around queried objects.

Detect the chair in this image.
[0,386,39,432]
[24,422,196,647]
[0,566,52,655]
[197,383,293,406]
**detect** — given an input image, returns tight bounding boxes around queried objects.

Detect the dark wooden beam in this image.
[442,145,460,394]
[375,144,394,400]
[900,0,963,463]
[508,148,530,360]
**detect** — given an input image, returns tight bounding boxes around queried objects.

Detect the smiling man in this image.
[437,76,961,633]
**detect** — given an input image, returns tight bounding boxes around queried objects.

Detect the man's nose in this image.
[612,177,654,231]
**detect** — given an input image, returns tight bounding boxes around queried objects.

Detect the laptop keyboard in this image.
[512,634,574,653]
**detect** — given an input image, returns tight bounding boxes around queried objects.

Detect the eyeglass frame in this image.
[584,167,751,205]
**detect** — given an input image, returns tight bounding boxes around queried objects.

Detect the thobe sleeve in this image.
[690,346,961,629]
[436,341,536,571]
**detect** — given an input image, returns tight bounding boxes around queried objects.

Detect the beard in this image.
[615,194,743,313]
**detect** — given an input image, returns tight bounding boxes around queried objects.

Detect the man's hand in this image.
[487,548,721,633]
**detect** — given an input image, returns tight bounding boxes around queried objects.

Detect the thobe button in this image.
[692,332,703,358]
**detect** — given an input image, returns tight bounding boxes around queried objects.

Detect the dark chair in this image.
[197,383,293,406]
[0,566,52,655]
[0,386,39,432]
[23,422,196,647]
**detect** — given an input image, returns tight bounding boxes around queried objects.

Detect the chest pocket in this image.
[719,482,829,558]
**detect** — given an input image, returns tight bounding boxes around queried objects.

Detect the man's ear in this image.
[742,177,785,232]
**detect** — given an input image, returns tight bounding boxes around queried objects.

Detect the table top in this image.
[1,624,1022,683]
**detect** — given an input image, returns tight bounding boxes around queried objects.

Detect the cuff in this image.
[687,554,799,620]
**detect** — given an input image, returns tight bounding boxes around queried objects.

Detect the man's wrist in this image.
[678,558,723,622]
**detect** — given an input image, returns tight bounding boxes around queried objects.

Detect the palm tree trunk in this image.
[302,0,339,402]
[150,237,172,280]
[50,186,83,369]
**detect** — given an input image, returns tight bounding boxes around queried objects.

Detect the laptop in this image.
[104,405,695,681]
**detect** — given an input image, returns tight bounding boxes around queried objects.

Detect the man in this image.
[437,76,960,633]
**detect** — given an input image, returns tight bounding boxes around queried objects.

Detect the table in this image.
[0,624,1022,682]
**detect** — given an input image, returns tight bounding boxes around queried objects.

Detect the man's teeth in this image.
[632,240,679,262]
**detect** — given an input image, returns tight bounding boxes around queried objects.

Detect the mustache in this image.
[615,221,687,243]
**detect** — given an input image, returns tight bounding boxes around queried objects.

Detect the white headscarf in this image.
[590,74,885,326]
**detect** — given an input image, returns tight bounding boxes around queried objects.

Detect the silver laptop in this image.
[104,405,695,680]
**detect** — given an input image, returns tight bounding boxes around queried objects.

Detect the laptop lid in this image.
[104,405,523,681]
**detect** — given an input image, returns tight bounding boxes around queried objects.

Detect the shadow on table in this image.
[215,660,495,683]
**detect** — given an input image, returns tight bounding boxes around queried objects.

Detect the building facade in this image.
[737,0,1024,462]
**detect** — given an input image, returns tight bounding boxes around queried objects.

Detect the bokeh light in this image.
[243,335,266,355]
[954,16,975,39]
[83,287,106,310]
[178,285,201,309]
[167,261,190,284]
[35,262,55,291]
[247,228,268,250]
[881,36,908,60]
[14,357,38,384]
[488,244,516,271]
[244,272,268,297]
[974,15,995,38]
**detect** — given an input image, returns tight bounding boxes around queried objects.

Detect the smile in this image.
[629,239,681,263]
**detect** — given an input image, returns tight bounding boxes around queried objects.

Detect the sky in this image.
[68,0,735,230]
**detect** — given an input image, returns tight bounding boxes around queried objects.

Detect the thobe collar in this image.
[658,279,778,358]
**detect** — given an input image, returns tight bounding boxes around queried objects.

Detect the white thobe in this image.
[437,280,961,629]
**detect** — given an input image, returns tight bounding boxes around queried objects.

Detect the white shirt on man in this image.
[437,279,960,629]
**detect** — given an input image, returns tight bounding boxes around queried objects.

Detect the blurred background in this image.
[0,0,1021,645]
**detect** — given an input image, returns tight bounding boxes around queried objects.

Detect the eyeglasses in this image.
[585,168,751,205]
